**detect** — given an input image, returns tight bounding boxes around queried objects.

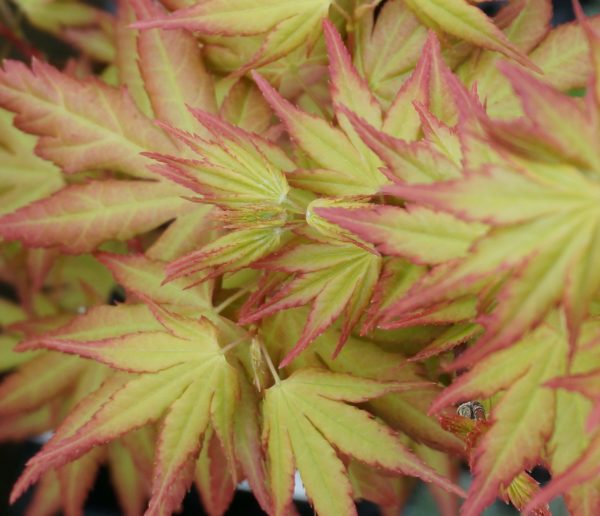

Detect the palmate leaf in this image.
[0,180,192,254]
[252,72,387,197]
[459,0,600,119]
[353,0,427,107]
[242,243,381,366]
[129,0,218,133]
[164,224,288,286]
[259,308,464,454]
[317,203,487,265]
[0,109,64,216]
[148,109,292,208]
[146,107,300,288]
[385,160,600,366]
[401,0,535,69]
[262,368,465,516]
[133,0,331,71]
[0,59,176,179]
[456,0,552,119]
[429,312,573,515]
[12,305,240,516]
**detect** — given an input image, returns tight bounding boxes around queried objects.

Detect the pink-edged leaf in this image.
[195,429,236,516]
[11,365,193,503]
[252,71,387,195]
[165,226,286,285]
[263,368,465,515]
[114,0,153,116]
[316,204,486,265]
[232,376,271,513]
[243,243,381,366]
[17,304,163,349]
[107,439,151,516]
[57,448,104,516]
[131,0,217,134]
[0,59,176,178]
[402,0,537,70]
[495,61,600,171]
[148,110,292,207]
[353,0,427,107]
[146,375,213,516]
[12,307,240,516]
[524,432,600,514]
[0,180,191,253]
[23,313,220,374]
[0,354,84,416]
[346,110,461,184]
[323,19,382,128]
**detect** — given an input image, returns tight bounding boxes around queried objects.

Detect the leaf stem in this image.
[260,340,281,385]
[221,334,250,354]
[215,284,254,314]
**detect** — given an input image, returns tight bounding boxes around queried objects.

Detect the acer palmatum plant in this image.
[1,0,600,514]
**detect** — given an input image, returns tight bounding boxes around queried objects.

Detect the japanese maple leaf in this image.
[259,308,464,455]
[145,109,297,284]
[241,242,381,366]
[252,29,388,197]
[430,312,571,515]
[439,412,550,516]
[0,108,63,216]
[458,0,600,119]
[382,153,600,367]
[401,0,535,70]
[132,0,333,72]
[11,304,240,516]
[352,0,427,107]
[261,368,465,516]
[329,30,488,186]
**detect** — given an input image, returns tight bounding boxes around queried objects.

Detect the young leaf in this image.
[148,109,292,207]
[430,314,568,515]
[165,225,287,286]
[317,204,487,265]
[262,369,465,516]
[11,307,240,516]
[242,243,381,366]
[386,163,600,364]
[353,0,427,106]
[130,0,217,133]
[0,180,192,253]
[0,60,176,178]
[253,72,387,196]
[402,0,536,70]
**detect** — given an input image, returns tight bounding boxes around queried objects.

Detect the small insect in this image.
[456,401,486,421]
